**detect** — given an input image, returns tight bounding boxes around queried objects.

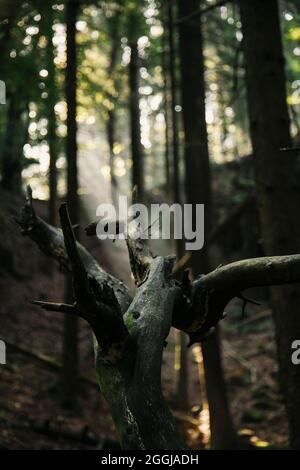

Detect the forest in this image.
[1,0,300,453]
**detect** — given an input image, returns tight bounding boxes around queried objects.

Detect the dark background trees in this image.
[239,0,300,449]
[1,0,300,450]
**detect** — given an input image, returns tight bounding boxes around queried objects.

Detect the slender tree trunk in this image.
[45,4,58,226]
[0,13,14,75]
[1,93,24,193]
[166,2,180,207]
[106,25,121,205]
[0,12,21,192]
[128,40,144,200]
[66,0,79,224]
[239,0,300,449]
[162,84,171,203]
[161,12,171,202]
[63,0,79,407]
[178,0,238,448]
[164,2,189,410]
[106,109,117,205]
[176,331,189,409]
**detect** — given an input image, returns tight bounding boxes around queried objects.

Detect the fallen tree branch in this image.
[5,339,98,388]
[12,419,100,446]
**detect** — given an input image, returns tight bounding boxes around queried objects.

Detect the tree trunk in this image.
[105,20,121,205]
[239,0,300,449]
[1,93,25,193]
[128,40,144,200]
[176,331,189,410]
[166,2,181,206]
[45,4,58,226]
[106,109,117,205]
[178,0,238,448]
[161,8,171,202]
[63,0,79,407]
[164,2,189,409]
[18,188,300,449]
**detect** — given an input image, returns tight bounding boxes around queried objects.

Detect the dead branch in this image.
[5,339,98,388]
[42,203,129,361]
[17,189,300,347]
[31,301,77,316]
[17,191,300,448]
[182,254,300,344]
[176,0,230,25]
[200,254,300,291]
[10,419,100,446]
[15,187,132,314]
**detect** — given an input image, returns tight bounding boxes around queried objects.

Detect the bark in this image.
[128,41,144,201]
[17,193,184,449]
[63,0,80,407]
[17,187,300,449]
[239,0,300,449]
[177,0,238,448]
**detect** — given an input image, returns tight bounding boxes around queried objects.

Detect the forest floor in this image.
[0,191,289,449]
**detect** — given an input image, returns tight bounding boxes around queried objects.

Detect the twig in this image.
[31,301,77,316]
[59,203,89,297]
[172,194,254,274]
[239,310,271,327]
[176,0,231,25]
[280,147,300,153]
[237,293,261,317]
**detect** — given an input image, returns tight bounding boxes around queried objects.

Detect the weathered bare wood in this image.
[16,190,300,449]
[16,187,132,313]
[200,254,300,291]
